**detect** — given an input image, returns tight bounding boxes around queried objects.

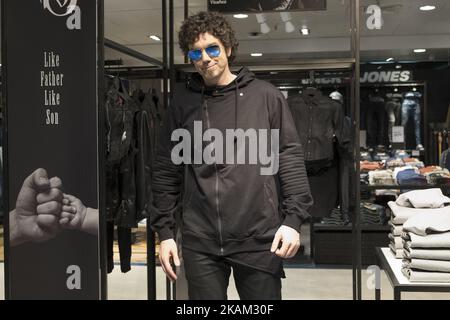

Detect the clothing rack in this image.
[103,35,166,301]
[429,125,450,166]
[104,38,163,68]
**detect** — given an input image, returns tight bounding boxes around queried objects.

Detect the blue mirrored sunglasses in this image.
[188,45,221,62]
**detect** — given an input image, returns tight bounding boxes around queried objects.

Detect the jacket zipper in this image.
[204,99,224,255]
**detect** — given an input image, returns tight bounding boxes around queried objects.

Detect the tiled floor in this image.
[2,262,450,300]
[0,227,4,262]
[106,265,450,300]
[0,263,3,300]
[1,223,449,301]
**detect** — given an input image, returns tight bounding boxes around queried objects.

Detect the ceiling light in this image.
[233,14,248,19]
[396,65,402,69]
[386,57,394,62]
[300,27,310,35]
[285,21,295,33]
[256,14,271,34]
[414,49,427,53]
[149,35,161,41]
[280,12,295,33]
[419,5,436,11]
[394,88,399,92]
[260,23,271,34]
[251,53,263,57]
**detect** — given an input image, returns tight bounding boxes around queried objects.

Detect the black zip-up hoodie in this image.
[151,67,312,256]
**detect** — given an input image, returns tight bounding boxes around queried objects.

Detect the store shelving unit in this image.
[314,224,390,266]
[375,247,450,300]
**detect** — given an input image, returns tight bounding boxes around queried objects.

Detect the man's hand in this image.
[159,239,181,282]
[11,168,63,246]
[270,225,301,259]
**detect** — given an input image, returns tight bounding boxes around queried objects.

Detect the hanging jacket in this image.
[287,88,344,164]
[104,80,139,227]
[288,88,353,220]
[151,67,312,256]
[105,82,135,163]
[135,92,159,222]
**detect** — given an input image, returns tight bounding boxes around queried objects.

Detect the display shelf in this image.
[313,224,390,266]
[375,247,450,300]
[314,224,390,232]
[361,184,450,190]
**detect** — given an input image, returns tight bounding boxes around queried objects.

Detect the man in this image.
[151,11,312,300]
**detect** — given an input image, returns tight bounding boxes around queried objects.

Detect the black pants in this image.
[365,104,387,147]
[183,249,282,300]
[107,222,132,273]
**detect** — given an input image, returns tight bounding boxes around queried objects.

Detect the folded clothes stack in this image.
[360,161,384,173]
[403,158,425,169]
[393,166,419,181]
[375,189,399,197]
[388,189,450,259]
[402,207,450,282]
[388,202,418,258]
[369,170,395,185]
[360,152,372,162]
[372,153,390,162]
[420,166,443,175]
[422,167,450,184]
[426,172,450,186]
[360,173,371,200]
[386,158,405,170]
[361,202,386,225]
[321,208,350,226]
[396,169,428,186]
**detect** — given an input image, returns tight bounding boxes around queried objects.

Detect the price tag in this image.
[392,126,404,143]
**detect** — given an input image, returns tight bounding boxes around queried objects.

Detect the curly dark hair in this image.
[179,11,239,64]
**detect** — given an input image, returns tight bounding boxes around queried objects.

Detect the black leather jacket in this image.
[104,84,137,226]
[105,84,160,228]
[288,89,354,220]
[135,94,159,222]
[287,88,344,163]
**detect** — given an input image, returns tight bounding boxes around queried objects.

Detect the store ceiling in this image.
[103,0,450,67]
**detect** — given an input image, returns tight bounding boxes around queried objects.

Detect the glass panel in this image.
[105,0,164,66]
[104,0,165,300]
[360,0,450,300]
[0,2,4,301]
